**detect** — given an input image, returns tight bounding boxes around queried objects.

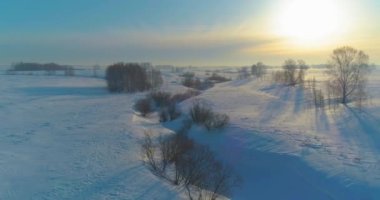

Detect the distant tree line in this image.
[11,62,72,71]
[8,62,75,76]
[106,62,163,93]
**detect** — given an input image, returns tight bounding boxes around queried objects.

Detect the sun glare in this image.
[273,0,348,45]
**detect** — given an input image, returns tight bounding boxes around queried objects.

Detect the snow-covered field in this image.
[181,68,380,199]
[1,67,380,199]
[0,75,182,199]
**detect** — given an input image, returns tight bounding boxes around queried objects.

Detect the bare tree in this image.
[251,62,267,79]
[141,125,239,200]
[177,141,239,200]
[297,59,308,84]
[327,46,370,104]
[282,59,298,85]
[141,131,162,175]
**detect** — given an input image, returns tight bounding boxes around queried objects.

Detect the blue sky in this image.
[0,0,379,66]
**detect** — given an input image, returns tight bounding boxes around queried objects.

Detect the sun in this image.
[273,0,347,45]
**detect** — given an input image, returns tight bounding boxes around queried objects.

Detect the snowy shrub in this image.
[181,72,195,78]
[159,103,181,122]
[207,73,230,83]
[182,76,213,90]
[149,91,195,122]
[134,98,153,117]
[204,113,229,131]
[182,77,201,89]
[190,101,214,125]
[137,90,200,121]
[171,90,201,103]
[149,91,172,108]
[189,101,229,130]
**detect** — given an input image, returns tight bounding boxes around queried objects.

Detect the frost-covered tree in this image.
[297,59,308,84]
[282,59,298,85]
[280,59,308,86]
[251,62,267,79]
[327,46,371,104]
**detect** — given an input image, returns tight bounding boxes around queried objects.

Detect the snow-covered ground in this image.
[1,67,380,199]
[0,75,182,199]
[179,67,380,199]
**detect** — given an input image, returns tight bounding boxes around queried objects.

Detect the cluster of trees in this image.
[106,63,163,93]
[206,73,230,83]
[251,62,267,78]
[305,46,371,109]
[134,90,201,121]
[134,92,229,131]
[142,126,239,200]
[11,62,69,71]
[272,59,308,86]
[236,62,268,80]
[181,72,213,90]
[9,62,75,76]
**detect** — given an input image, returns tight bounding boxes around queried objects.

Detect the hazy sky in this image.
[0,0,379,66]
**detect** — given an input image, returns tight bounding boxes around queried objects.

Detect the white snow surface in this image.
[1,68,380,199]
[0,75,183,200]
[178,68,380,199]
